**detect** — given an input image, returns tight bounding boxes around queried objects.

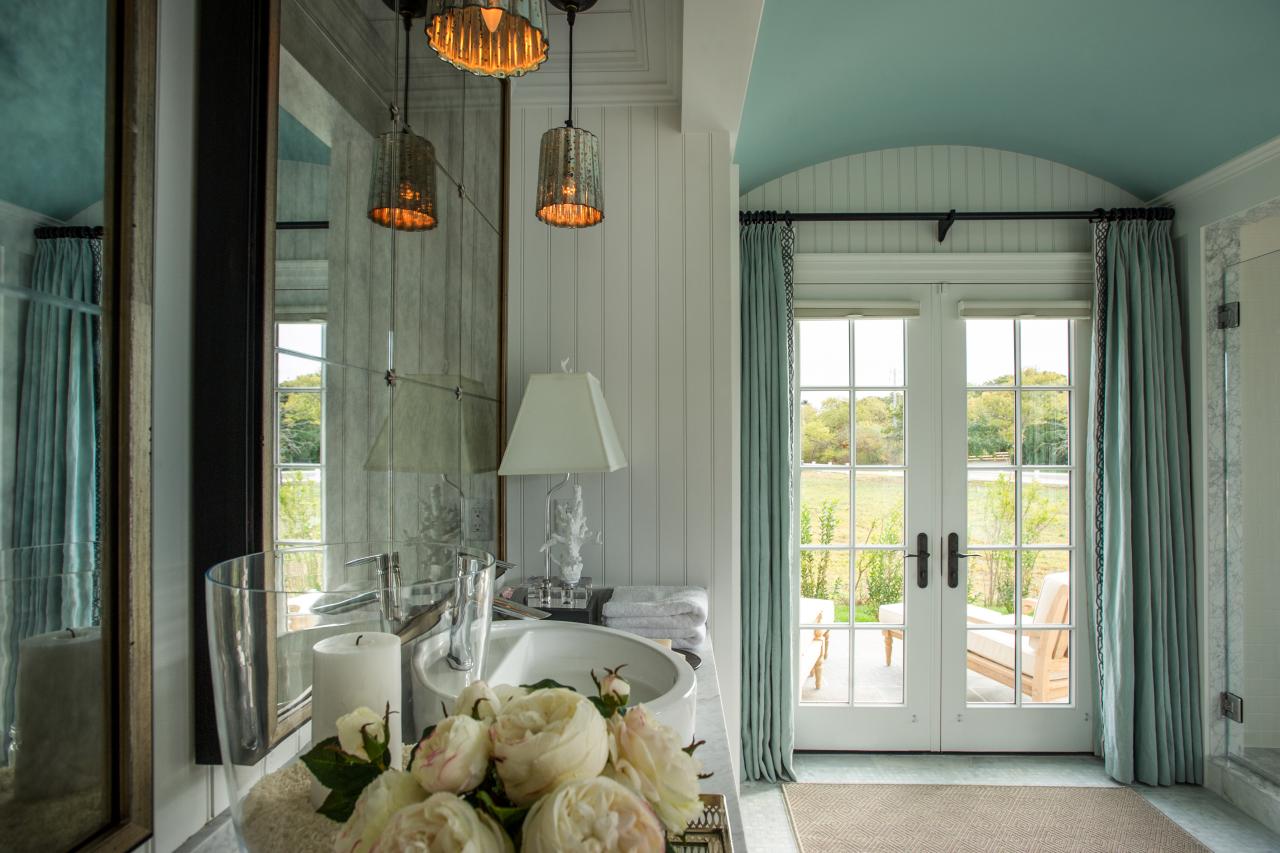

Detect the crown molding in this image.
[794,252,1094,285]
[1149,134,1280,206]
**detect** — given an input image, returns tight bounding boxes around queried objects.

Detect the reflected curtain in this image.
[1,233,101,748]
[1089,217,1202,785]
[740,220,796,782]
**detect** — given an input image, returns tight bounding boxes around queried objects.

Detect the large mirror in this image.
[0,0,154,848]
[193,0,507,763]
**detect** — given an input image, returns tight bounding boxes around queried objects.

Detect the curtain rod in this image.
[739,206,1174,243]
[34,226,104,240]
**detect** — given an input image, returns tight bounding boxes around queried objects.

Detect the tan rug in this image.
[782,784,1209,852]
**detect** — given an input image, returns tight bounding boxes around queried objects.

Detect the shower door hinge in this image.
[1218,302,1240,329]
[1221,691,1244,723]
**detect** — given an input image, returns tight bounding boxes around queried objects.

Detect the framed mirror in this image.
[192,0,508,764]
[0,0,154,849]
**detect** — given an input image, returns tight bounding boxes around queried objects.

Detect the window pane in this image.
[855,629,904,704]
[968,470,1015,545]
[800,391,850,465]
[966,319,1013,386]
[854,550,904,623]
[966,550,1015,624]
[278,322,325,358]
[855,470,904,546]
[278,468,323,541]
[278,352,323,388]
[1023,630,1070,703]
[1020,319,1069,385]
[966,629,1016,704]
[280,548,324,593]
[800,469,850,546]
[1021,470,1069,545]
[853,319,904,386]
[967,390,1014,464]
[799,627,848,704]
[799,550,850,624]
[279,391,322,464]
[1022,550,1070,626]
[1021,390,1069,465]
[799,319,849,386]
[855,391,904,465]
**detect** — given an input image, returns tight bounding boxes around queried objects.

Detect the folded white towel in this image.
[602,586,708,621]
[605,613,704,632]
[606,620,707,652]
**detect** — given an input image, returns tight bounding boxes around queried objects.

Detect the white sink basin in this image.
[411,621,697,743]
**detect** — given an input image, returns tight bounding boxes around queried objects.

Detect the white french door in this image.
[794,280,1094,753]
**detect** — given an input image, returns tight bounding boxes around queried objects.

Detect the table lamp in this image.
[498,372,626,606]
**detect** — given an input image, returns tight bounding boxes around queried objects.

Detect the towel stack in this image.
[603,586,708,652]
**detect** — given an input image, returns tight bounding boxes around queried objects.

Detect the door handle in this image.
[946,532,970,589]
[906,532,930,588]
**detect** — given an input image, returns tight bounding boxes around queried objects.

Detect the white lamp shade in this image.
[499,372,627,475]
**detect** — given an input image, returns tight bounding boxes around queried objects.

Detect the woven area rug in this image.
[782,784,1209,852]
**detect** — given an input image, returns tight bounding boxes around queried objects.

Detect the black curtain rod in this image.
[34,225,104,240]
[739,206,1173,243]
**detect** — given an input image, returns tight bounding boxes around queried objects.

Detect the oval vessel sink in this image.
[412,621,697,743]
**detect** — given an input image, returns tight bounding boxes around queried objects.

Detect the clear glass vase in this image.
[205,542,495,850]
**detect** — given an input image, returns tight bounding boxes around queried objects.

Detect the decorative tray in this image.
[668,793,733,852]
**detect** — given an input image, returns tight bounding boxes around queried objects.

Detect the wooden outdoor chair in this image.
[798,597,833,690]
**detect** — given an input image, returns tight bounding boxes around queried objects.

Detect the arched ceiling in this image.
[735,0,1280,199]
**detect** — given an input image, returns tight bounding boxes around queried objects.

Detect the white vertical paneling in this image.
[628,107,659,587]
[742,145,1140,253]
[656,107,687,588]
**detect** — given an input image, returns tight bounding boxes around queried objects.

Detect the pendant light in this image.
[535,1,602,228]
[369,3,438,231]
[425,0,550,78]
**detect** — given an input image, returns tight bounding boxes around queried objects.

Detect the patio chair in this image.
[798,597,833,690]
[877,571,1071,702]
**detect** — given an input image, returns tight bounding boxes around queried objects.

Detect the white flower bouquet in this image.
[301,665,707,852]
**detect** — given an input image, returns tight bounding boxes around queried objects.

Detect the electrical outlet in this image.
[465,498,493,540]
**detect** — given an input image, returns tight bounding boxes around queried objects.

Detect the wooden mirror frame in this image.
[190,0,511,764]
[89,0,155,847]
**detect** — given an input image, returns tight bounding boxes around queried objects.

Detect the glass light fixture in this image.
[369,5,439,232]
[535,1,602,228]
[425,0,550,78]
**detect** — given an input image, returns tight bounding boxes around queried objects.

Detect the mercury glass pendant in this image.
[425,0,550,78]
[535,0,602,228]
[369,4,439,231]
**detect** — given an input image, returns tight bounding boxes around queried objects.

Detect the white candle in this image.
[310,631,402,806]
[14,626,104,801]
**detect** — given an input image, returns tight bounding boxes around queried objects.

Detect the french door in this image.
[794,281,1094,753]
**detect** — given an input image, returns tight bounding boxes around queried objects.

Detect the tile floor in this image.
[740,753,1280,852]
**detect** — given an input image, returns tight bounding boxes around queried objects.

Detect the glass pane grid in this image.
[964,319,1074,708]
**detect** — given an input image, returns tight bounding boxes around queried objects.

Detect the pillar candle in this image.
[14,626,104,801]
[309,631,401,807]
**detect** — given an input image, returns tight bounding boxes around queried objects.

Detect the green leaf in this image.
[316,787,361,823]
[519,678,577,692]
[299,739,381,795]
[473,789,530,834]
[360,722,389,771]
[589,695,614,718]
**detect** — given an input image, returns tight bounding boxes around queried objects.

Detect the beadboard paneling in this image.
[742,146,1139,253]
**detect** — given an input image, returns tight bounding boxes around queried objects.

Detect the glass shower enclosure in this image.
[1223,247,1280,785]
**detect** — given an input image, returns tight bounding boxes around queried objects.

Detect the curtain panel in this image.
[739,221,796,782]
[1089,218,1202,785]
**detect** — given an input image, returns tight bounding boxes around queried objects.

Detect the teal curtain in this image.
[740,221,796,782]
[1,234,101,753]
[1089,218,1201,786]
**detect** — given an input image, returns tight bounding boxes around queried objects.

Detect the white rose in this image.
[599,671,630,704]
[370,792,512,853]
[605,705,703,832]
[333,770,425,853]
[490,688,608,806]
[492,684,527,707]
[521,777,665,853]
[411,715,490,794]
[336,707,385,760]
[454,681,501,721]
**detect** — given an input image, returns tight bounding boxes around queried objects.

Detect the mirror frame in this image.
[190,0,511,765]
[86,0,155,848]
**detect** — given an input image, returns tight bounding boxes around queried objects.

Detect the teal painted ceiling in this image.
[737,0,1280,199]
[0,0,106,220]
